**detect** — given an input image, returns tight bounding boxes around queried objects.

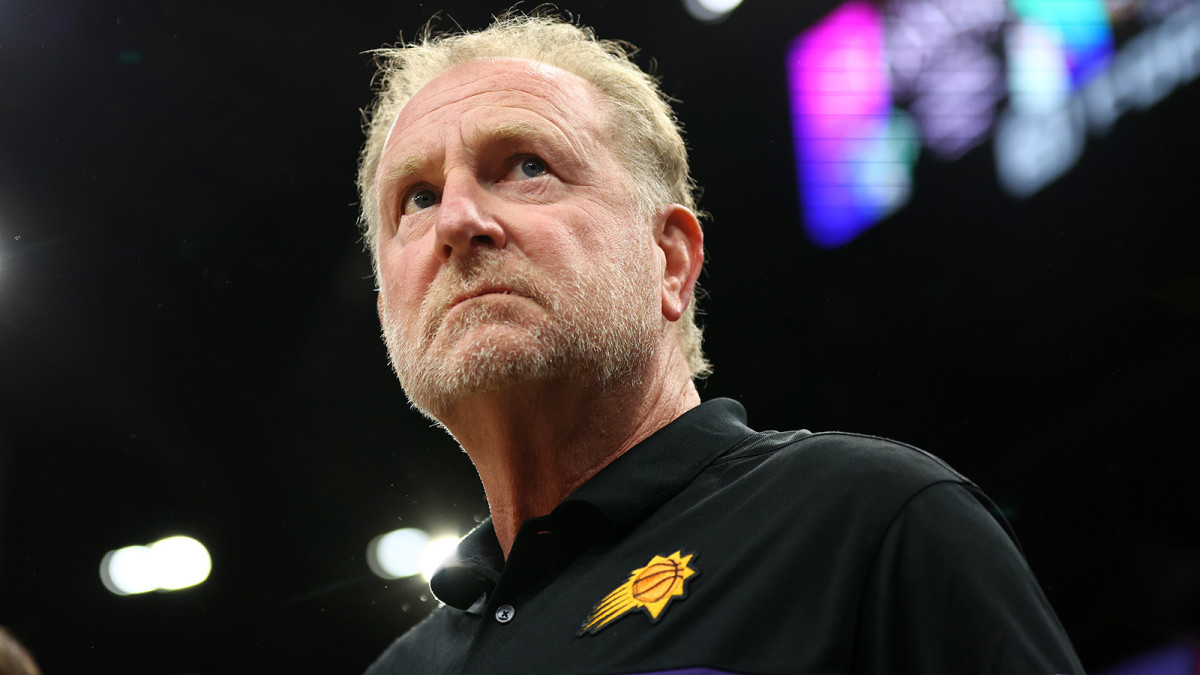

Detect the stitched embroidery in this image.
[578,551,698,636]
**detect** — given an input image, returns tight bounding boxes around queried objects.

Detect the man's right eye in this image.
[402,187,439,215]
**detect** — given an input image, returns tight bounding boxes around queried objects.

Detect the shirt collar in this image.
[430,398,755,610]
[558,397,755,532]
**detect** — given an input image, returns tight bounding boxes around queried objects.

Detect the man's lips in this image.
[420,280,539,343]
[449,285,526,310]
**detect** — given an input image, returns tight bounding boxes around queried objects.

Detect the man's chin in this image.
[396,334,563,419]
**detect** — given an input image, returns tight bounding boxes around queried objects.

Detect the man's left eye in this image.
[510,156,548,180]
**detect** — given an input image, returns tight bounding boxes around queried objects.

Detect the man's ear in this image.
[377,292,385,321]
[657,204,704,322]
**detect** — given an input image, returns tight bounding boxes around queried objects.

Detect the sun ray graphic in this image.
[578,551,697,635]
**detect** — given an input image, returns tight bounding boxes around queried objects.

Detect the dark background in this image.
[0,0,1197,673]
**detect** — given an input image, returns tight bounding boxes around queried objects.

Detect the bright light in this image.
[695,0,743,12]
[100,535,211,596]
[367,529,461,582]
[367,527,431,579]
[420,536,461,582]
[150,536,212,590]
[683,0,745,23]
[101,546,158,595]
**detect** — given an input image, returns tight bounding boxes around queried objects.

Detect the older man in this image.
[358,12,1084,675]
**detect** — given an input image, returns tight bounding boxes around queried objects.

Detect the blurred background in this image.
[0,0,1197,672]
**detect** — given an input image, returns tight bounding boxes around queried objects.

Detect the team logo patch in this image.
[578,551,698,636]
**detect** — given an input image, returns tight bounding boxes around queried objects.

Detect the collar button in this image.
[495,604,515,624]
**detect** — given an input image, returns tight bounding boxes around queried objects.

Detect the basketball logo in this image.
[578,551,698,636]
[632,560,685,604]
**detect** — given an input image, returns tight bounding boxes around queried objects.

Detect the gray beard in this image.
[380,247,660,422]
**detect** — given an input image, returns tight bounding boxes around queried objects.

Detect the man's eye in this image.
[402,188,439,215]
[510,156,548,180]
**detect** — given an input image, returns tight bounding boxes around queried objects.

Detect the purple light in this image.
[1095,642,1199,675]
[788,1,918,248]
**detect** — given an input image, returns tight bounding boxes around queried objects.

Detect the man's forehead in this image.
[379,119,571,188]
[377,58,613,176]
[383,58,604,146]
[414,57,588,101]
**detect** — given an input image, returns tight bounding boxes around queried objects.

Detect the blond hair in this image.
[357,11,710,378]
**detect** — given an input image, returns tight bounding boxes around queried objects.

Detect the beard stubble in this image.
[380,245,660,421]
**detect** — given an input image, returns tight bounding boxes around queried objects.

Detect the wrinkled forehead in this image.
[381,57,614,155]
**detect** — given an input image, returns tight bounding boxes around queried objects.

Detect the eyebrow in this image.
[379,155,426,191]
[487,120,546,143]
[379,120,560,189]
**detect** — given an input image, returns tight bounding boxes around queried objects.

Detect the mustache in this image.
[419,251,545,340]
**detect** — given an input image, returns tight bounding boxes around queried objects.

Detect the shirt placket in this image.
[461,510,598,668]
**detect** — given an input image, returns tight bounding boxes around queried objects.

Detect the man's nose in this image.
[433,173,507,263]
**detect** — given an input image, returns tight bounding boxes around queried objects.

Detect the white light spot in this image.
[150,536,212,590]
[683,0,745,23]
[99,535,211,596]
[367,528,431,579]
[696,0,743,12]
[420,536,461,582]
[100,546,158,596]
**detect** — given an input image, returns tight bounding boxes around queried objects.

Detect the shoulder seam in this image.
[708,428,810,465]
[711,430,970,485]
[806,431,966,478]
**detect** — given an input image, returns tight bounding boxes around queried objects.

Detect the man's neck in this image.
[437,353,700,559]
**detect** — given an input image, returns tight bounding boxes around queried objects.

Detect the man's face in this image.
[373,58,663,418]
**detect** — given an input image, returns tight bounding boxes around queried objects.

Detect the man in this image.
[358,12,1084,675]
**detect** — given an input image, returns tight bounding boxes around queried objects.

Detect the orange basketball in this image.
[631,561,681,603]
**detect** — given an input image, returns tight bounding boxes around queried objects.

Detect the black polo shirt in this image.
[366,398,1084,674]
